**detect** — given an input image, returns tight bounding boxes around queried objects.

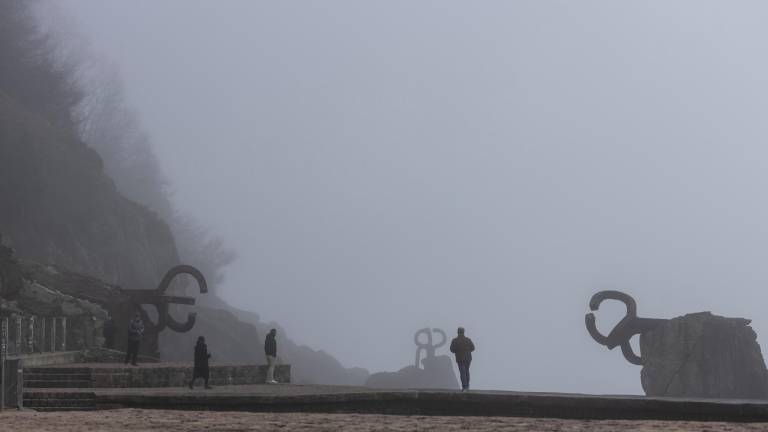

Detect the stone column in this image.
[1,317,7,410]
[39,317,45,353]
[27,317,34,354]
[14,317,21,355]
[50,318,56,353]
[60,317,67,351]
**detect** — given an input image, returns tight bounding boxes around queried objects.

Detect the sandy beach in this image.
[3,409,768,432]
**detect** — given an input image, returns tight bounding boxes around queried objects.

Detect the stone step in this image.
[24,399,96,408]
[24,380,93,388]
[24,373,91,381]
[23,391,94,398]
[23,389,97,412]
[25,367,91,374]
[31,407,97,412]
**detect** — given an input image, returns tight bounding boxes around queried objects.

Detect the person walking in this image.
[450,327,475,392]
[124,313,144,366]
[189,336,212,389]
[264,328,278,384]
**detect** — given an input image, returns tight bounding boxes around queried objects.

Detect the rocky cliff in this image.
[0,92,179,292]
[0,91,368,384]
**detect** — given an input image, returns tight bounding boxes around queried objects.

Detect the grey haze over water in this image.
[50,1,768,394]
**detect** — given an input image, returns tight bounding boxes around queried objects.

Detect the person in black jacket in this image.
[124,314,144,366]
[449,327,475,392]
[264,329,278,384]
[189,336,212,389]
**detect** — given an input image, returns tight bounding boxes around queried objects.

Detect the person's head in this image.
[457,327,465,336]
[197,336,205,344]
[133,313,141,320]
[269,329,277,337]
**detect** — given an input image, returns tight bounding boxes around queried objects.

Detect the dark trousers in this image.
[457,360,471,389]
[125,340,140,365]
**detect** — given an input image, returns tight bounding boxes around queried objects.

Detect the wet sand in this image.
[3,409,768,431]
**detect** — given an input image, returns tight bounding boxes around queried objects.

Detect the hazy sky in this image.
[51,1,768,393]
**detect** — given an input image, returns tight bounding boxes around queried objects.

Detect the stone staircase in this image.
[19,363,291,411]
[24,367,93,388]
[23,390,96,411]
[23,367,95,411]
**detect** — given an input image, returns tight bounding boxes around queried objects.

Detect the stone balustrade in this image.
[0,315,68,357]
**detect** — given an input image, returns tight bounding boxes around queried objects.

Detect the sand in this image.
[3,409,768,431]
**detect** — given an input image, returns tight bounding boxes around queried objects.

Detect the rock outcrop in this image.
[366,355,458,390]
[160,300,370,386]
[640,312,768,399]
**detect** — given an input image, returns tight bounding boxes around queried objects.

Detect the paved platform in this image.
[23,384,768,422]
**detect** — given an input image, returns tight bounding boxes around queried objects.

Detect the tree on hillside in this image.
[0,0,81,128]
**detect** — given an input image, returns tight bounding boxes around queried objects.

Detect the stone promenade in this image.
[23,383,768,422]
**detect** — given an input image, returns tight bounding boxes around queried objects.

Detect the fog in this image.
[50,1,768,393]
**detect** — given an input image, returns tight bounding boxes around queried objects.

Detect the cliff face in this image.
[0,92,369,384]
[0,92,180,291]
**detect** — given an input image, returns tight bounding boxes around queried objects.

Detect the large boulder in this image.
[640,312,768,398]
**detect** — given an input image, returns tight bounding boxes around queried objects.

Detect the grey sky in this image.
[51,1,768,393]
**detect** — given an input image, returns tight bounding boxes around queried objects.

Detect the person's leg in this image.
[266,355,276,382]
[458,362,469,390]
[130,342,139,365]
[464,360,472,390]
[204,375,211,389]
[189,377,196,389]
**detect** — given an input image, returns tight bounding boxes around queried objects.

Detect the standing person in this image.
[450,327,475,392]
[189,336,212,389]
[264,328,278,384]
[124,313,144,366]
[102,317,116,349]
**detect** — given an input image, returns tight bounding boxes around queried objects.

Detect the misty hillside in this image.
[0,0,367,385]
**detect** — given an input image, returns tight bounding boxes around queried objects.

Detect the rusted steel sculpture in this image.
[125,265,207,334]
[414,327,446,369]
[585,290,665,365]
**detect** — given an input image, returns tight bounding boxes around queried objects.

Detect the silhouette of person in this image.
[264,329,278,384]
[124,313,144,366]
[450,327,475,392]
[189,336,212,389]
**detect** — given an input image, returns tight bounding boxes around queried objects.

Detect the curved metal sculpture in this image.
[126,265,208,334]
[585,290,665,365]
[414,327,446,368]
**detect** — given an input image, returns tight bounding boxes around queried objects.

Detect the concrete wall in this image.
[11,351,82,367]
[91,364,291,388]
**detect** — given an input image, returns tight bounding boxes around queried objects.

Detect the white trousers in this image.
[266,355,276,382]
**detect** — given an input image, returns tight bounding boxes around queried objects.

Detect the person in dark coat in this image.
[264,328,278,384]
[124,313,144,366]
[102,317,116,349]
[449,327,475,392]
[189,336,212,389]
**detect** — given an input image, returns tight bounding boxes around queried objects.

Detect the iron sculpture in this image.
[585,290,665,365]
[414,327,446,369]
[125,265,207,334]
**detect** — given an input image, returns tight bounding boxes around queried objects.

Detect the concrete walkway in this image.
[24,384,768,422]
